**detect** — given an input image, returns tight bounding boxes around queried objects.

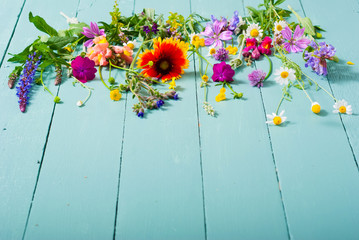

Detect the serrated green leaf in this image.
[29,12,58,36]
[47,36,77,50]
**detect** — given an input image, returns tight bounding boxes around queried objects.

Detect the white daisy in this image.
[274,20,287,34]
[245,23,263,41]
[124,40,138,50]
[274,66,296,85]
[311,102,321,114]
[266,110,287,125]
[333,99,353,115]
[207,46,219,56]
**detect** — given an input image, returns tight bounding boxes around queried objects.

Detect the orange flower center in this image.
[250,29,259,37]
[339,106,346,113]
[276,25,283,31]
[273,116,282,125]
[280,71,289,78]
[159,60,170,71]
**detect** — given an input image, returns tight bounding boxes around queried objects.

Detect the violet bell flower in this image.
[81,22,106,48]
[281,25,310,53]
[201,20,232,48]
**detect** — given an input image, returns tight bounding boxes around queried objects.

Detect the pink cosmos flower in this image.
[86,36,112,66]
[201,20,233,48]
[281,25,310,53]
[212,61,235,82]
[71,56,97,83]
[258,36,273,55]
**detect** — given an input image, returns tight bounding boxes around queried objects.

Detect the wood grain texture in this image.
[191,0,290,239]
[114,1,206,240]
[250,0,359,238]
[0,0,79,239]
[23,0,134,239]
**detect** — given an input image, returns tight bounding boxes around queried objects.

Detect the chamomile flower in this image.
[311,102,321,114]
[274,66,296,85]
[274,20,287,34]
[124,40,137,50]
[207,46,219,56]
[266,110,287,125]
[333,99,352,115]
[245,23,263,41]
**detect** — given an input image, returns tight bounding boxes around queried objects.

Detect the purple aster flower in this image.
[201,19,232,48]
[81,22,106,48]
[228,11,239,31]
[152,23,159,34]
[304,41,336,76]
[281,25,310,53]
[16,52,41,112]
[248,69,266,88]
[212,61,235,82]
[71,56,97,83]
[213,47,229,61]
[143,26,151,34]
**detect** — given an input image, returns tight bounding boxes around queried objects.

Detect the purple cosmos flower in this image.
[81,22,106,48]
[212,61,235,82]
[213,47,229,62]
[71,56,97,83]
[304,41,336,75]
[281,25,310,53]
[16,52,41,112]
[201,20,232,48]
[248,69,266,88]
[228,11,239,31]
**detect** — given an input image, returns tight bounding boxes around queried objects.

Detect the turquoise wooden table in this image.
[1,0,359,239]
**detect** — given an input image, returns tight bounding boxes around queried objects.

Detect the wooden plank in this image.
[190,0,290,239]
[22,0,134,239]
[0,0,80,239]
[114,1,206,239]
[250,0,359,238]
[0,0,25,66]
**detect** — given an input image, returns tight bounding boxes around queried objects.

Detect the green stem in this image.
[196,48,213,67]
[276,95,285,115]
[296,79,313,103]
[263,54,272,80]
[302,72,337,101]
[40,70,54,96]
[98,66,111,90]
[226,82,237,94]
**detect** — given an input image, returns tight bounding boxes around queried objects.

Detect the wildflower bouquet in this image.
[7,0,353,125]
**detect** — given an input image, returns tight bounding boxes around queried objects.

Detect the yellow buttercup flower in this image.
[202,75,209,82]
[110,89,122,101]
[226,46,238,55]
[215,88,226,102]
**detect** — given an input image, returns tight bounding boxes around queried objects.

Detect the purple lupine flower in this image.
[16,52,41,112]
[152,23,159,34]
[228,11,239,31]
[137,111,144,118]
[81,22,106,48]
[248,69,266,88]
[201,19,232,48]
[213,47,229,61]
[173,93,179,100]
[281,25,310,53]
[143,26,151,34]
[304,41,336,75]
[212,61,235,82]
[156,99,164,108]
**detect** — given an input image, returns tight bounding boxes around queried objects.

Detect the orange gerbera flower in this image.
[137,37,189,81]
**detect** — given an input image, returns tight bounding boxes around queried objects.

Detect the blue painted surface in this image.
[0,0,359,239]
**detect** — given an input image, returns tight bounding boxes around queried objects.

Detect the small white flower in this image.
[77,100,83,107]
[274,20,287,34]
[245,23,263,41]
[60,12,78,24]
[123,40,138,50]
[333,99,352,115]
[274,66,296,85]
[266,110,287,125]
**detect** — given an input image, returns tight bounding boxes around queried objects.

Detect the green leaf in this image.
[274,0,286,6]
[47,36,77,50]
[144,8,155,19]
[287,5,315,36]
[8,46,31,62]
[246,6,259,17]
[29,12,58,36]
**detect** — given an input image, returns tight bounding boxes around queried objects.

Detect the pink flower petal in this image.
[296,38,311,49]
[213,20,226,35]
[281,27,292,40]
[293,25,305,39]
[201,25,214,37]
[219,31,233,41]
[204,38,215,46]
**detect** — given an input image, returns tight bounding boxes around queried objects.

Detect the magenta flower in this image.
[81,22,106,48]
[212,61,235,82]
[201,20,232,48]
[281,25,310,53]
[71,56,97,83]
[258,36,273,55]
